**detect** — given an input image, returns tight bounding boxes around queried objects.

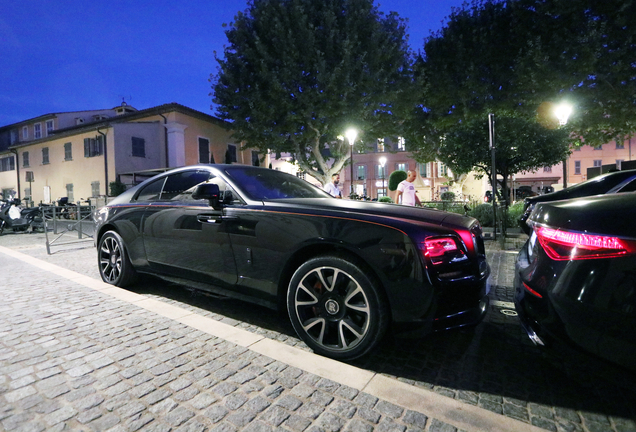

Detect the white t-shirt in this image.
[397,180,416,206]
[324,182,342,198]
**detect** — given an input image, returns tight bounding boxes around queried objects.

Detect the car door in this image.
[142,169,238,288]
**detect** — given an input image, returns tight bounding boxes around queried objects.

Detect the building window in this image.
[10,130,17,144]
[419,162,428,178]
[198,138,209,163]
[439,162,448,177]
[573,146,580,151]
[0,156,15,172]
[376,138,385,153]
[22,126,28,140]
[616,159,624,170]
[543,166,552,173]
[396,163,407,172]
[132,137,146,158]
[64,142,72,161]
[378,188,387,198]
[356,165,366,180]
[66,184,74,202]
[91,181,100,197]
[593,160,602,167]
[252,151,259,166]
[22,151,29,167]
[46,120,54,136]
[34,123,42,139]
[84,136,104,157]
[296,171,306,180]
[227,144,237,163]
[397,137,406,151]
[616,141,625,150]
[574,161,581,175]
[377,165,387,179]
[42,147,50,164]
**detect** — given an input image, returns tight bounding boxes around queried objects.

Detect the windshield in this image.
[223,166,332,200]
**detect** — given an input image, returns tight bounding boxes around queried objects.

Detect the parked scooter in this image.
[0,198,44,235]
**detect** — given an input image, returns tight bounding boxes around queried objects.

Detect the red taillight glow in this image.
[535,226,636,261]
[423,236,465,265]
[522,282,543,298]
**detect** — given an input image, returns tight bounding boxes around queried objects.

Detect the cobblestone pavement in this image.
[1,232,635,432]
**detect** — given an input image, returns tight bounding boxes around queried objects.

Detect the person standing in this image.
[324,173,342,198]
[396,170,421,206]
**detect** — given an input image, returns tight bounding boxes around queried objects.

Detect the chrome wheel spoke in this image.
[339,318,365,348]
[302,317,326,344]
[296,282,319,306]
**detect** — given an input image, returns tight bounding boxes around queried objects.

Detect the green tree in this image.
[212,0,413,186]
[423,114,570,201]
[412,0,636,149]
[388,170,407,191]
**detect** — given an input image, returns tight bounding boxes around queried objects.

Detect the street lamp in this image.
[379,156,387,198]
[346,128,358,197]
[555,102,573,126]
[554,102,573,188]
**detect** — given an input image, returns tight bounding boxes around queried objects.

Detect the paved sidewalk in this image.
[1,232,635,432]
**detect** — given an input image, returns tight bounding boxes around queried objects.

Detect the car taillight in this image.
[535,226,636,261]
[423,236,466,265]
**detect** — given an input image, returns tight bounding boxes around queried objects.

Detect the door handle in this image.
[197,214,238,224]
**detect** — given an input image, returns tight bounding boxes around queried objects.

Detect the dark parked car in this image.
[519,169,636,234]
[95,165,490,360]
[514,193,636,371]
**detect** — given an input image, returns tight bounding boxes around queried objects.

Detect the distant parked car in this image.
[94,164,490,360]
[514,193,636,372]
[519,169,636,234]
[515,186,538,200]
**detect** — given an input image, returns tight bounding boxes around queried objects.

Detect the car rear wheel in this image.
[287,255,389,360]
[98,231,137,287]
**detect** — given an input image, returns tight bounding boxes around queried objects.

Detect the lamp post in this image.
[379,156,387,199]
[555,102,573,188]
[346,128,358,197]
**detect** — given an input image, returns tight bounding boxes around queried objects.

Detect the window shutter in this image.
[84,138,90,157]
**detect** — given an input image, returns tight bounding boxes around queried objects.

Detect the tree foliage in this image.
[212,0,414,185]
[388,170,407,191]
[406,0,635,192]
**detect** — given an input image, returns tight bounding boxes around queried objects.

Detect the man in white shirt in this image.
[396,170,420,206]
[324,173,342,198]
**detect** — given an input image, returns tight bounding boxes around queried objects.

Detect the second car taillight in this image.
[536,226,636,261]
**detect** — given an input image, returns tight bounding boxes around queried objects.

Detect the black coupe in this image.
[95,165,490,360]
[514,193,636,371]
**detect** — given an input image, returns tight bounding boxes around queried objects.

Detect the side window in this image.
[136,177,166,202]
[161,170,212,200]
[617,178,636,193]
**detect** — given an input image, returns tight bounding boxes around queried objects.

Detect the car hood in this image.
[262,198,478,231]
[530,193,636,237]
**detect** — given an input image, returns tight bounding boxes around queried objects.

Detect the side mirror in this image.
[192,183,221,209]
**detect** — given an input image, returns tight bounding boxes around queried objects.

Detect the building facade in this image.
[0,103,262,204]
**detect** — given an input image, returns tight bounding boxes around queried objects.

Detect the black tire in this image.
[98,230,137,287]
[287,255,389,360]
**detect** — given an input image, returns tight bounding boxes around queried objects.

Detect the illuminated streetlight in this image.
[555,103,573,126]
[346,128,358,197]
[379,156,387,199]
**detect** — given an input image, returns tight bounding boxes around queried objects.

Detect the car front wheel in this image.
[287,255,389,360]
[98,230,137,287]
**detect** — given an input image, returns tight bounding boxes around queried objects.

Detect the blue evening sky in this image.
[0,1,462,127]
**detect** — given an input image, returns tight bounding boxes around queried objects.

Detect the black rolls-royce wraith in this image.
[95,165,490,360]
